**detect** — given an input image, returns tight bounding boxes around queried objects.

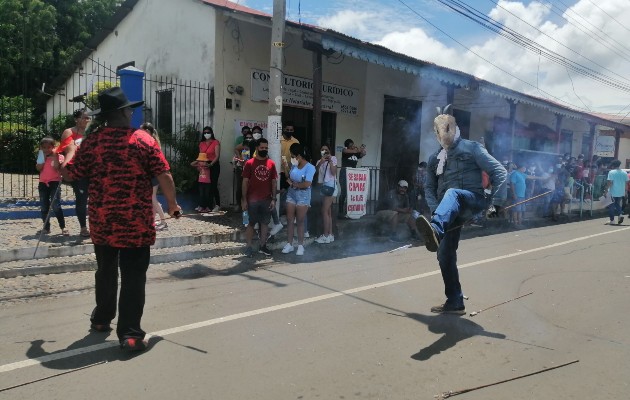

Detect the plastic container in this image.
[242,210,249,226]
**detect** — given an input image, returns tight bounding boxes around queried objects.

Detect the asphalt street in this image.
[0,218,628,399]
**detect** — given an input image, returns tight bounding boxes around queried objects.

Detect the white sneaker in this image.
[270,223,283,236]
[315,235,329,244]
[293,231,310,238]
[281,243,295,254]
[212,205,221,212]
[327,234,334,243]
[296,245,305,256]
[254,223,259,230]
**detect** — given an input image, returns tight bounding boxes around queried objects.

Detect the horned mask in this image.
[434,104,459,149]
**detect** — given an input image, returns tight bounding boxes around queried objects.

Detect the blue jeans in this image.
[608,197,624,221]
[430,189,486,305]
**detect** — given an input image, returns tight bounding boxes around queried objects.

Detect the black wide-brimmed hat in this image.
[88,87,144,116]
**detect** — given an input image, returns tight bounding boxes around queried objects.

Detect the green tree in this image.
[0,0,57,96]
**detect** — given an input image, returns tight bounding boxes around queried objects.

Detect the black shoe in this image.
[618,216,624,225]
[258,244,272,256]
[416,215,439,252]
[430,303,465,315]
[90,323,111,332]
[120,337,148,352]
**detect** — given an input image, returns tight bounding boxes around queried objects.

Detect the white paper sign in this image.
[344,167,369,219]
[251,69,359,116]
[594,135,615,157]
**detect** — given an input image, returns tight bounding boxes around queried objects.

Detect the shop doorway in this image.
[379,96,422,200]
[282,106,336,162]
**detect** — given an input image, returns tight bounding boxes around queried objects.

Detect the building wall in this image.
[46,0,217,125]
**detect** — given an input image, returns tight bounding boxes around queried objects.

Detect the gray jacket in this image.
[425,138,507,213]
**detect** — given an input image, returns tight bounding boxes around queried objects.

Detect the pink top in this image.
[197,164,211,183]
[200,140,220,162]
[317,156,338,184]
[39,154,64,184]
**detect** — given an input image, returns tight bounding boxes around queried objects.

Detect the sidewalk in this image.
[0,198,612,279]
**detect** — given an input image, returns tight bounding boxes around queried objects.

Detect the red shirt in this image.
[66,127,169,247]
[242,157,277,202]
[200,140,220,162]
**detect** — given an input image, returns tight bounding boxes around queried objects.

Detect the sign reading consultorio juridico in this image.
[250,69,359,116]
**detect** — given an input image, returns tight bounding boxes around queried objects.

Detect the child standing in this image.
[191,153,212,212]
[36,137,68,235]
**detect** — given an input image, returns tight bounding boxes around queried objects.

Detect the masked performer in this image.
[416,105,507,315]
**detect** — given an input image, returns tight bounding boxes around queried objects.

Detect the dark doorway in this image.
[282,106,336,162]
[453,109,471,139]
[380,96,422,200]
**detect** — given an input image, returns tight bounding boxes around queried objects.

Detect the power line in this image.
[545,0,630,61]
[393,0,596,113]
[437,0,630,93]
[487,0,630,84]
[586,0,630,35]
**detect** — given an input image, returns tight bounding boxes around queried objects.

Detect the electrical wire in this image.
[394,0,599,113]
[487,0,630,84]
[586,0,630,34]
[436,0,630,93]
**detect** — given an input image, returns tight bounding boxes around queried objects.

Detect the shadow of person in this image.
[25,330,159,370]
[405,313,506,361]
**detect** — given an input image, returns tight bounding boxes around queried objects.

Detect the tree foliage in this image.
[0,0,123,97]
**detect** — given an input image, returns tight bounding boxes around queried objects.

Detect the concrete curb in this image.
[0,242,247,279]
[0,230,243,263]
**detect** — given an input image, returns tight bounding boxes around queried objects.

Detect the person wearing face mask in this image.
[241,138,278,257]
[415,105,506,315]
[281,143,315,256]
[200,126,221,212]
[234,132,255,212]
[279,122,300,217]
[314,144,338,244]
[251,126,284,236]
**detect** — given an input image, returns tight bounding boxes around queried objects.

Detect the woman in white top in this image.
[315,144,337,244]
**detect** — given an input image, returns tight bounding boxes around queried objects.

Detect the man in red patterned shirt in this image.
[62,87,181,352]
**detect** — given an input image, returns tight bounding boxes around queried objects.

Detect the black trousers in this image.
[71,178,89,228]
[91,245,150,342]
[209,163,221,208]
[38,181,65,231]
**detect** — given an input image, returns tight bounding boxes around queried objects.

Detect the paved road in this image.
[0,219,628,399]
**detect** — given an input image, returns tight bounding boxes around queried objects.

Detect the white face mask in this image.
[203,134,211,140]
[321,150,327,157]
[291,157,298,166]
[253,133,262,140]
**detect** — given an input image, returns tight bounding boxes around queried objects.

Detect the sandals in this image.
[62,228,70,236]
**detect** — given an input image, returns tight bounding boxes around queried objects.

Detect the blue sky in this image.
[233,1,630,119]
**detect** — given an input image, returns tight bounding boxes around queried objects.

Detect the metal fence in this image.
[1,58,214,198]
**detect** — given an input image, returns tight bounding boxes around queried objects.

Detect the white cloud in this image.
[317,0,630,114]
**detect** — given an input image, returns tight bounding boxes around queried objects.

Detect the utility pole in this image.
[268,0,286,192]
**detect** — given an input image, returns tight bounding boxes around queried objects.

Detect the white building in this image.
[45,0,630,207]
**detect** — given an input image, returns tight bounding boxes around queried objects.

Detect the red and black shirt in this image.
[66,127,170,247]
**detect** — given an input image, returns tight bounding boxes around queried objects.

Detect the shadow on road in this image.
[404,312,506,361]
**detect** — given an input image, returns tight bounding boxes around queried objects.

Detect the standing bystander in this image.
[241,138,277,257]
[36,137,67,236]
[338,139,366,218]
[61,87,180,351]
[58,109,91,237]
[603,159,628,225]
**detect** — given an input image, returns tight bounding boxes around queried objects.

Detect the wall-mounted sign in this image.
[250,69,359,116]
[594,135,615,157]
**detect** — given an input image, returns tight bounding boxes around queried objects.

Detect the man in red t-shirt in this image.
[241,138,277,257]
[62,87,181,352]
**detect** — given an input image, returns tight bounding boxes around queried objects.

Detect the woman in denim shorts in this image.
[281,143,316,256]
